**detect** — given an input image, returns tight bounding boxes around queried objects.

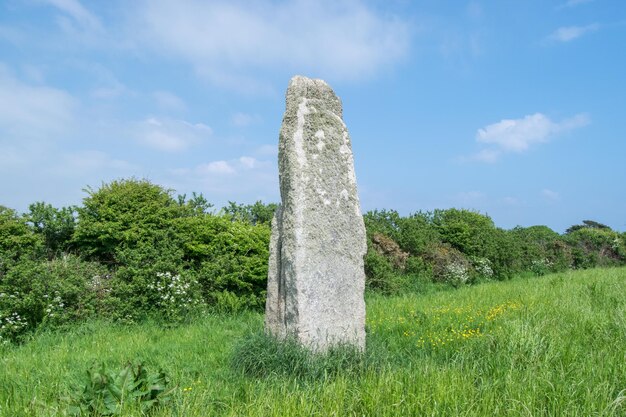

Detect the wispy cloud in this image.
[469,113,590,162]
[542,189,560,201]
[56,150,136,175]
[195,156,264,176]
[165,155,277,205]
[42,0,103,33]
[557,0,595,10]
[231,112,261,127]
[547,24,599,42]
[456,191,485,205]
[153,91,187,112]
[196,160,236,175]
[132,0,410,90]
[135,117,212,152]
[0,64,76,139]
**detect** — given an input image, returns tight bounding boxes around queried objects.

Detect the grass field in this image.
[1,267,625,416]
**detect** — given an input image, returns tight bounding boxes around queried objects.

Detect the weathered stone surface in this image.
[265,75,367,351]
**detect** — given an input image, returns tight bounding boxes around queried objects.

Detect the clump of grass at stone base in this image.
[231,331,371,380]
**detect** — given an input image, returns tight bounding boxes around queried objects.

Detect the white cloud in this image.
[557,0,594,10]
[195,156,263,176]
[135,117,212,152]
[42,0,103,33]
[470,112,589,161]
[196,161,236,175]
[239,156,257,169]
[470,149,501,163]
[133,0,410,88]
[166,155,278,206]
[548,24,599,42]
[457,191,484,205]
[502,197,520,206]
[231,112,261,127]
[57,150,136,174]
[0,64,76,138]
[256,144,278,156]
[153,91,187,112]
[91,80,126,99]
[542,189,560,201]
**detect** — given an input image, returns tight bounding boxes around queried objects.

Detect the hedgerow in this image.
[0,178,624,342]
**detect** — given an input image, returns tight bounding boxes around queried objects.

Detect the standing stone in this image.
[265,75,367,352]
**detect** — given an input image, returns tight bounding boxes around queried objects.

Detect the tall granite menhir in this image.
[265,75,367,352]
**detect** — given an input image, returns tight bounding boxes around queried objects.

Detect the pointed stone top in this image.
[286,75,342,117]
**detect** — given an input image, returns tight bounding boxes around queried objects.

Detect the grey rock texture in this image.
[265,75,367,352]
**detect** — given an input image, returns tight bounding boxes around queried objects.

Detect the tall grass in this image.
[1,267,625,416]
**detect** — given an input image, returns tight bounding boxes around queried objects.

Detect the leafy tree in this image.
[363,209,402,241]
[509,225,566,271]
[223,201,278,225]
[431,208,497,259]
[565,227,624,269]
[27,202,76,258]
[73,179,184,265]
[396,211,440,255]
[0,206,42,275]
[566,220,612,234]
[177,192,214,216]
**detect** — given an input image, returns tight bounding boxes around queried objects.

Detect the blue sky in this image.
[0,0,624,232]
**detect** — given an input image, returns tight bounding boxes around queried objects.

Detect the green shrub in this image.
[566,228,624,269]
[0,206,43,275]
[223,200,278,225]
[73,179,185,265]
[432,208,496,258]
[0,256,107,342]
[364,246,399,293]
[509,225,569,272]
[396,211,440,255]
[176,214,270,311]
[405,255,431,277]
[27,202,77,258]
[363,209,402,242]
[487,228,522,279]
[423,243,472,287]
[71,179,273,315]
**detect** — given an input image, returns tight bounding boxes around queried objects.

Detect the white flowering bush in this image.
[147,271,202,322]
[0,309,28,344]
[530,258,554,276]
[470,257,494,279]
[443,261,470,287]
[0,256,108,342]
[425,243,473,286]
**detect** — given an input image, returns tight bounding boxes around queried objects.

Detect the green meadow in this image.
[2,266,625,416]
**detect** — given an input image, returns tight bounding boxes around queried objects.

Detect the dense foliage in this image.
[363,208,625,291]
[1,178,624,343]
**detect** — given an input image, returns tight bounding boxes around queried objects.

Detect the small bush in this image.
[364,247,403,293]
[0,256,108,342]
[424,243,473,286]
[530,258,553,276]
[177,215,270,311]
[0,206,43,275]
[470,256,494,280]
